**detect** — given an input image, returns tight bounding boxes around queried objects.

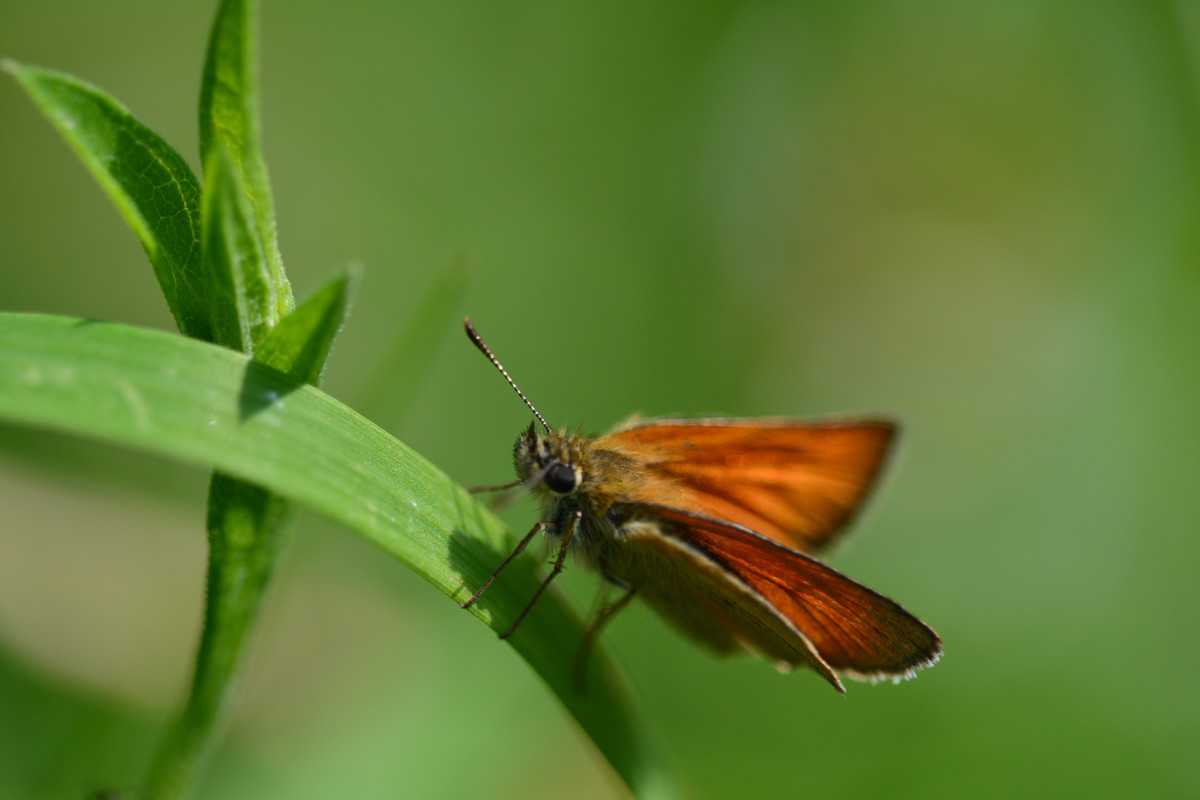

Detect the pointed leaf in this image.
[200,147,271,352]
[198,0,291,319]
[255,268,356,386]
[4,61,208,340]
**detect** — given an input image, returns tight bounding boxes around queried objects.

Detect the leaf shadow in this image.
[237,358,305,421]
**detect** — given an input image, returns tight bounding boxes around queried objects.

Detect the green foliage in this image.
[10,3,1197,800]
[2,1,672,798]
[0,313,670,798]
[199,0,289,313]
[200,147,273,353]
[257,269,355,386]
[4,62,208,341]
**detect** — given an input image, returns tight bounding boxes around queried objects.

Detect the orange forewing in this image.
[599,418,896,554]
[623,504,942,683]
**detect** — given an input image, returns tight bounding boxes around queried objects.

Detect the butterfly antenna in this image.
[464,318,551,432]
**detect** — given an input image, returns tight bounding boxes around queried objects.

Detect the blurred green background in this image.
[2,2,1197,798]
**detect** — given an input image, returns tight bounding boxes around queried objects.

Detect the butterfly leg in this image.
[460,519,555,610]
[498,509,582,639]
[574,576,637,694]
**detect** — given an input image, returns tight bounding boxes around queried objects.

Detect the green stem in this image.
[137,476,292,800]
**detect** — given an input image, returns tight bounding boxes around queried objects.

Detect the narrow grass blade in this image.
[0,313,680,800]
[355,251,471,426]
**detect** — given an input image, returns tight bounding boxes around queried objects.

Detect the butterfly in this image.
[460,318,941,692]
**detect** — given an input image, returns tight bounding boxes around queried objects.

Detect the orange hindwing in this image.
[616,503,942,686]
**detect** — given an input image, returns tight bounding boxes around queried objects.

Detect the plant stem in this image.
[136,477,292,800]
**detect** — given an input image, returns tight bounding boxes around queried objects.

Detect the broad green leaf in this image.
[198,0,291,319]
[0,313,680,800]
[3,61,209,341]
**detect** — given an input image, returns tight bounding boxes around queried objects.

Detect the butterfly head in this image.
[513,423,586,496]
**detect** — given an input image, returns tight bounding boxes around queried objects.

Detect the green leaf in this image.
[255,268,356,386]
[3,61,209,341]
[200,147,271,352]
[355,251,471,425]
[0,312,680,800]
[198,0,291,319]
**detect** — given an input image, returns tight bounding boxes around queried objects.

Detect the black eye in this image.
[545,463,578,494]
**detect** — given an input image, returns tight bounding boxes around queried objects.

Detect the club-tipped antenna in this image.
[464,318,550,432]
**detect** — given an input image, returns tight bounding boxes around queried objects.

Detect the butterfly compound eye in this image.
[545,463,578,494]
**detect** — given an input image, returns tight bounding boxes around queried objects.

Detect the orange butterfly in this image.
[460,319,940,692]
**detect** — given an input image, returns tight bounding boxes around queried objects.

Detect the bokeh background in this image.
[2,3,1197,798]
